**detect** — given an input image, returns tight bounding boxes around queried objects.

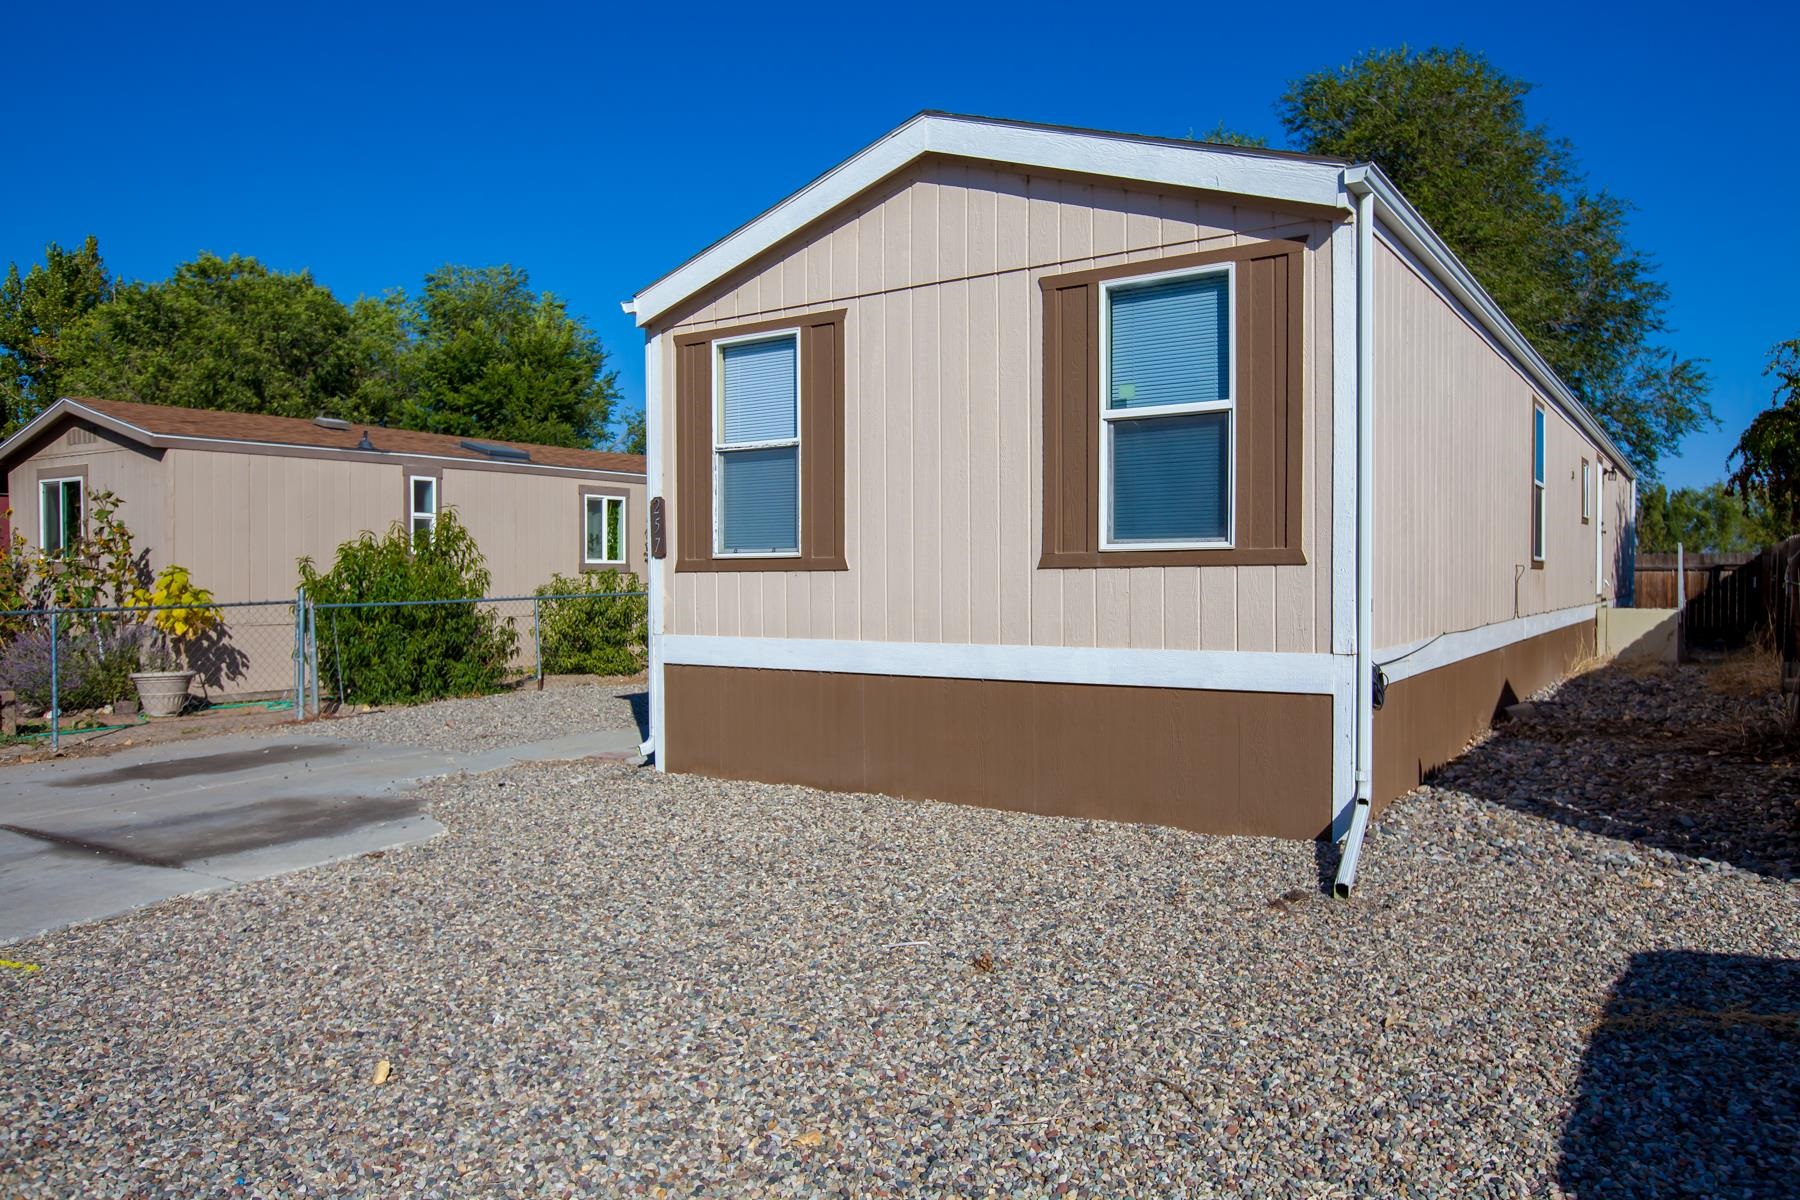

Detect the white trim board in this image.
[1374,604,1597,685]
[661,635,1352,696]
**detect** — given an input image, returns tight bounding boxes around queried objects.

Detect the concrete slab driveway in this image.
[0,725,638,942]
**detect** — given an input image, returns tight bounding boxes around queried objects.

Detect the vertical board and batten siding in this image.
[6,427,169,560]
[656,158,1337,654]
[445,467,648,588]
[1372,237,1611,649]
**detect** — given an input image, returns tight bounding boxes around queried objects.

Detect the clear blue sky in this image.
[4,0,1794,488]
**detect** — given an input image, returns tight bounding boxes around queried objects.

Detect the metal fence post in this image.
[48,607,59,754]
[294,586,306,721]
[533,595,544,690]
[306,597,319,716]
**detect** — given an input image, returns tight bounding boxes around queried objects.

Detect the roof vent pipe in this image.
[356,431,375,451]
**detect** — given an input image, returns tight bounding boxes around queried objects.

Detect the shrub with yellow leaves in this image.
[127,565,221,671]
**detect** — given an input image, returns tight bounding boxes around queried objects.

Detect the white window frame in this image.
[584,493,627,566]
[1581,458,1592,522]
[1097,262,1237,552]
[38,475,83,553]
[712,328,803,559]
[409,475,438,536]
[1531,404,1546,564]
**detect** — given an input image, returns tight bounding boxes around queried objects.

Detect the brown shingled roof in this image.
[62,396,646,476]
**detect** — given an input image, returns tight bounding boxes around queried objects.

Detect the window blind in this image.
[720,445,799,553]
[1111,413,1229,542]
[722,337,798,443]
[1109,274,1229,410]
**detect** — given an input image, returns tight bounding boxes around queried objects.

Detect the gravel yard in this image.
[3,662,1795,1198]
[301,681,646,754]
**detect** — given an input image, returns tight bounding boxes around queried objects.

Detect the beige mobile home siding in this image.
[1372,237,1611,648]
[657,158,1338,653]
[163,449,402,601]
[7,427,168,557]
[445,467,647,589]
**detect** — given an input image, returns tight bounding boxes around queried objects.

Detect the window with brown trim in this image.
[1040,240,1305,568]
[673,310,848,572]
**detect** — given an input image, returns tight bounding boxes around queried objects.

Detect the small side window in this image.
[410,475,438,537]
[1580,458,1591,524]
[585,494,626,565]
[39,477,83,553]
[1531,406,1546,563]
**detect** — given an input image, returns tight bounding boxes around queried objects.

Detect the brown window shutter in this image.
[673,310,848,572]
[800,312,847,569]
[1041,278,1097,561]
[1038,239,1306,569]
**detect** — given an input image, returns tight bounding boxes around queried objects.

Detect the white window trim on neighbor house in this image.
[1097,261,1238,552]
[39,475,83,553]
[584,493,627,566]
[409,475,438,536]
[712,328,803,559]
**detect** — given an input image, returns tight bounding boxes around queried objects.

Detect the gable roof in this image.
[627,111,1634,479]
[627,111,1349,328]
[0,397,646,479]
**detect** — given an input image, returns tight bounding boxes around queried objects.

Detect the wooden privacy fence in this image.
[1634,551,1764,647]
[1769,537,1800,722]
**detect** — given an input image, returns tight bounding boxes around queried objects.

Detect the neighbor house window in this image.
[1101,266,1234,548]
[39,477,83,553]
[410,475,438,537]
[1531,405,1546,563]
[714,332,800,556]
[585,494,626,565]
[1581,457,1591,524]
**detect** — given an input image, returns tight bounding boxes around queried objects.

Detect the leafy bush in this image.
[298,509,517,705]
[534,571,647,677]
[126,564,222,670]
[0,623,144,713]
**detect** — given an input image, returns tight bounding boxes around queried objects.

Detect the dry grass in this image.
[1705,640,1783,699]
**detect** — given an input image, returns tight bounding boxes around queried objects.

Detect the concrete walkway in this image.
[0,727,639,943]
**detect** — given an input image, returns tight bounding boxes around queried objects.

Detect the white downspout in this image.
[630,307,666,766]
[1335,173,1377,898]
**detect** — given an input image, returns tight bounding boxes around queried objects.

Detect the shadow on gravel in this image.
[626,690,649,742]
[1559,951,1800,1199]
[1431,660,1800,879]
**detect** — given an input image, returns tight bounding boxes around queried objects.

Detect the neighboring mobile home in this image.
[625,112,1635,862]
[1,397,646,695]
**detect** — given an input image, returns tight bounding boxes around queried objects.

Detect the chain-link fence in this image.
[0,589,647,752]
[0,599,304,752]
[306,590,647,710]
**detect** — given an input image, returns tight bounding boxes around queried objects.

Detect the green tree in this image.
[1280,47,1711,475]
[61,253,379,422]
[376,265,620,449]
[613,408,646,456]
[1190,122,1268,148]
[1635,482,1781,554]
[0,236,113,434]
[1728,336,1800,535]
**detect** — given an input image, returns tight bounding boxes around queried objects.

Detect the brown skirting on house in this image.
[664,665,1334,839]
[1373,618,1594,809]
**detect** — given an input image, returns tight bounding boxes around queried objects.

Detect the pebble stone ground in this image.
[3,663,1795,1198]
[298,682,647,754]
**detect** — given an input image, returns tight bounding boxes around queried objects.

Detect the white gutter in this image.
[1336,171,1377,898]
[638,329,665,763]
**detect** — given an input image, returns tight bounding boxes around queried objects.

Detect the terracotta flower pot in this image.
[130,670,195,718]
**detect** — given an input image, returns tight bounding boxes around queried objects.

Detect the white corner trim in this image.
[630,113,1348,326]
[1374,604,1597,685]
[661,634,1353,696]
[643,331,667,767]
